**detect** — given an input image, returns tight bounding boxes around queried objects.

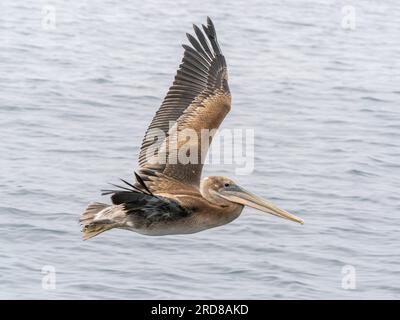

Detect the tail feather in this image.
[80,202,113,240]
[82,221,114,240]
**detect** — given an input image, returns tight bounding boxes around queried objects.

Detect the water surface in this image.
[1,0,399,299]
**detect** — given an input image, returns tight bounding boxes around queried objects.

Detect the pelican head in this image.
[200,176,304,224]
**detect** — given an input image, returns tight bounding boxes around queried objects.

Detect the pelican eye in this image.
[224,183,230,187]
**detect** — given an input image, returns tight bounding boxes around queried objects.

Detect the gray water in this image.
[1,0,400,299]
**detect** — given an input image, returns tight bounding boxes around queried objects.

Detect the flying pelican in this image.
[80,17,304,240]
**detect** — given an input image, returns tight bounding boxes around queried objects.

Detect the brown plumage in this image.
[138,17,230,187]
[80,17,304,240]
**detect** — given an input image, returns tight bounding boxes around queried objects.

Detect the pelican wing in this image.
[138,17,231,191]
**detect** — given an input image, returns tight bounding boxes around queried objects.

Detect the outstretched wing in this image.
[137,17,231,192]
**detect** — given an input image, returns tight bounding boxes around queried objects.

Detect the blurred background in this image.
[0,0,399,299]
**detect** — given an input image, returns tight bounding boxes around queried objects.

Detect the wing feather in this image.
[137,17,231,192]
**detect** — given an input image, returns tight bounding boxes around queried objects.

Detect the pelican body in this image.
[80,18,304,240]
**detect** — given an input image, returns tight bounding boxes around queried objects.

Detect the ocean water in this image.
[1,0,399,299]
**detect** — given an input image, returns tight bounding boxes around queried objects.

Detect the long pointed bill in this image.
[219,187,304,225]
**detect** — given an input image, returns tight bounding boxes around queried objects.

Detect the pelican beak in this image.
[219,186,304,225]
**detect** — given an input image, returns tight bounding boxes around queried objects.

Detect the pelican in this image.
[80,17,304,240]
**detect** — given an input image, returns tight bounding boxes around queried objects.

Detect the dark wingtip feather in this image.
[101,177,143,196]
[193,23,213,59]
[207,17,214,29]
[192,23,201,34]
[119,178,138,191]
[202,18,221,55]
[101,190,113,196]
[207,18,216,37]
[134,171,154,196]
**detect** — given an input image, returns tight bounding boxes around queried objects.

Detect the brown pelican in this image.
[80,17,304,240]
